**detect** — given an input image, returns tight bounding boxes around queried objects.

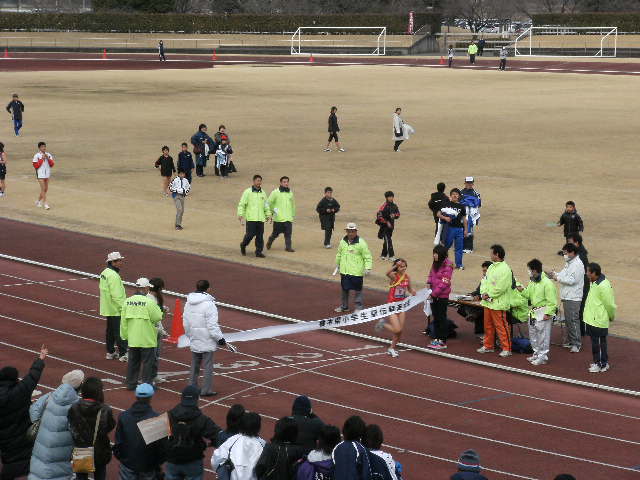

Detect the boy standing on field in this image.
[316,187,341,248]
[177,143,194,184]
[558,201,584,241]
[6,93,24,136]
[154,146,175,195]
[325,106,344,152]
[170,170,190,230]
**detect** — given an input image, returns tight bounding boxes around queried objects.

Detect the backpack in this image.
[167,413,203,458]
[365,450,393,480]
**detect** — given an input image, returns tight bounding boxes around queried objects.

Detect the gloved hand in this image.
[217,338,227,346]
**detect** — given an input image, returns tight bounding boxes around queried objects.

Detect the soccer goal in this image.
[290,26,387,56]
[514,26,617,57]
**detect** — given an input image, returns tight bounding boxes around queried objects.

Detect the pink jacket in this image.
[428,258,453,299]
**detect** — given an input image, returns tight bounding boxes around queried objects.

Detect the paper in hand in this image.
[332,266,339,276]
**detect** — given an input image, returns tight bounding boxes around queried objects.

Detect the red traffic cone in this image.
[212,49,217,61]
[309,53,314,63]
[101,48,107,60]
[3,48,8,58]
[439,55,445,65]
[164,298,185,344]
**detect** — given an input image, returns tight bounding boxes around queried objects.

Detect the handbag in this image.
[26,396,50,442]
[216,438,239,480]
[72,408,102,473]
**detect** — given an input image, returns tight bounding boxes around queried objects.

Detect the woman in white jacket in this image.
[183,279,226,397]
[212,412,265,480]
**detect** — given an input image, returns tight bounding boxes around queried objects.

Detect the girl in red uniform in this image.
[376,258,416,357]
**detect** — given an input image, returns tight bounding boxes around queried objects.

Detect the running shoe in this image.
[35,200,42,208]
[105,352,118,360]
[44,204,50,210]
[240,243,246,256]
[387,348,399,358]
[562,342,572,348]
[374,318,386,332]
[324,148,331,152]
[324,244,332,249]
[334,306,349,313]
[476,346,494,353]
[379,256,387,261]
[427,340,441,349]
[463,249,473,254]
[118,353,128,363]
[338,148,345,152]
[599,363,610,373]
[175,225,183,230]
[498,350,512,357]
[531,358,547,366]
[588,363,601,373]
[526,355,537,362]
[569,346,581,353]
[437,340,447,350]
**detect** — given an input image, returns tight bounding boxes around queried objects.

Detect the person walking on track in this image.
[324,106,344,152]
[335,223,373,313]
[183,280,228,397]
[478,244,513,357]
[120,278,163,390]
[238,174,272,258]
[100,251,128,362]
[6,93,24,136]
[32,141,54,210]
[584,262,616,373]
[267,176,296,252]
[158,40,166,61]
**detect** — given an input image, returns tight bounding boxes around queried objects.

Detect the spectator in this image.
[460,177,481,254]
[211,412,265,480]
[214,138,234,179]
[517,259,558,366]
[238,174,272,258]
[28,370,84,480]
[120,278,163,390]
[334,223,373,314]
[296,425,340,480]
[376,191,400,261]
[567,232,589,336]
[215,404,245,448]
[332,416,370,480]
[557,201,584,241]
[100,251,128,362]
[363,425,398,480]
[0,345,47,480]
[113,384,167,480]
[457,261,493,341]
[549,243,584,353]
[191,124,214,177]
[437,188,468,270]
[291,395,324,454]
[0,142,6,197]
[427,245,454,350]
[477,38,486,56]
[478,244,513,357]
[324,106,344,152]
[498,45,508,70]
[584,263,616,373]
[68,378,116,480]
[154,146,176,196]
[267,176,297,253]
[177,142,195,184]
[166,385,221,480]
[467,42,478,64]
[255,416,305,480]
[427,182,447,234]
[316,187,341,249]
[169,170,191,231]
[32,141,54,210]
[147,278,169,384]
[450,449,487,480]
[6,93,24,136]
[183,279,226,397]
[158,40,166,61]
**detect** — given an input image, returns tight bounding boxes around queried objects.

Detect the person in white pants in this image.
[517,259,558,366]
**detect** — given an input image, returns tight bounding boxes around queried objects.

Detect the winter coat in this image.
[332,441,371,480]
[68,399,116,467]
[28,383,79,480]
[558,211,584,237]
[335,236,373,278]
[120,293,163,348]
[328,113,339,133]
[370,450,397,480]
[392,114,403,138]
[269,187,296,223]
[480,261,512,311]
[0,359,44,465]
[166,403,220,464]
[521,273,558,317]
[212,433,266,480]
[428,258,453,299]
[316,197,341,231]
[183,292,223,353]
[255,441,305,480]
[99,265,125,317]
[296,450,333,480]
[237,187,271,222]
[376,202,400,231]
[555,255,585,301]
[583,275,616,329]
[113,400,167,472]
[291,413,324,454]
[428,192,448,221]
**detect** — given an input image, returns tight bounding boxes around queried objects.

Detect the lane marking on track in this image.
[2,265,639,419]
[456,393,514,405]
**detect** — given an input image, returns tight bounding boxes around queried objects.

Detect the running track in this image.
[0,219,639,479]
[1,51,640,75]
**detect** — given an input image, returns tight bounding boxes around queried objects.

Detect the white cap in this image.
[106,251,124,262]
[345,222,358,230]
[61,369,85,388]
[136,277,152,288]
[464,176,474,183]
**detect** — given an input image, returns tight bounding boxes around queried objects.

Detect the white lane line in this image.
[2,267,639,419]
[545,68,567,71]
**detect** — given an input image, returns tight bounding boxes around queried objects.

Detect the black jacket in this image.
[316,197,341,230]
[113,400,167,472]
[376,202,400,230]
[177,151,195,172]
[291,413,324,454]
[0,359,44,464]
[68,399,116,467]
[166,404,220,464]
[428,192,448,220]
[328,113,339,133]
[155,155,176,177]
[254,441,305,480]
[559,211,584,237]
[6,100,24,120]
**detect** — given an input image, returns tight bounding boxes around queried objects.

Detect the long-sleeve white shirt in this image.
[555,256,585,301]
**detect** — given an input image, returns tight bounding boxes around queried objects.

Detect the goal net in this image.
[291,27,387,56]
[514,26,617,57]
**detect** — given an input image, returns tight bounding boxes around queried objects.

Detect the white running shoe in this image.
[35,200,42,207]
[531,357,547,366]
[0,192,4,197]
[599,363,610,372]
[526,355,537,362]
[334,306,348,313]
[476,346,494,353]
[463,249,472,254]
[374,318,386,332]
[324,244,332,249]
[353,308,362,314]
[44,204,50,210]
[588,363,601,373]
[499,350,512,358]
[387,348,399,358]
[338,148,345,152]
[379,256,387,261]
[118,353,128,362]
[105,352,118,360]
[324,148,331,152]
[569,346,581,353]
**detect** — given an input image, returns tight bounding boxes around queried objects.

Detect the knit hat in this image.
[181,385,200,407]
[554,476,576,480]
[136,383,155,398]
[0,366,18,382]
[292,395,312,416]
[61,370,85,389]
[458,449,481,472]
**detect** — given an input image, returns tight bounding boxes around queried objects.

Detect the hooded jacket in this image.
[269,187,296,223]
[296,450,334,480]
[183,292,223,353]
[0,359,44,465]
[211,433,266,480]
[316,197,341,230]
[166,403,220,464]
[28,383,79,480]
[237,187,271,222]
[583,275,616,329]
[68,399,116,467]
[291,397,324,454]
[428,258,453,299]
[332,440,371,480]
[255,441,306,480]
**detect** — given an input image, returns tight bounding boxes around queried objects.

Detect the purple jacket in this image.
[428,258,453,299]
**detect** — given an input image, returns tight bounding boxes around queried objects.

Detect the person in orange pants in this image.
[478,244,513,357]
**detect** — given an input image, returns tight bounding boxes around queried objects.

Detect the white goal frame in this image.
[290,26,387,56]
[514,26,617,58]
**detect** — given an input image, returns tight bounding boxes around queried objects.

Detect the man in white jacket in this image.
[549,243,584,353]
[183,279,226,397]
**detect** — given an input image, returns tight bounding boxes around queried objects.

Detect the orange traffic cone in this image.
[164,298,184,344]
[3,48,8,58]
[439,55,445,65]
[212,49,217,61]
[101,48,107,60]
[309,53,314,63]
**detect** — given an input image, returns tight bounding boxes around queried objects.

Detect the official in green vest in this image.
[99,251,128,361]
[120,277,163,390]
[584,262,616,373]
[468,42,478,64]
[238,174,272,258]
[267,176,296,252]
[335,222,373,313]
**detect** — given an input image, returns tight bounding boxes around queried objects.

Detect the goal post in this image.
[291,26,387,56]
[514,26,617,58]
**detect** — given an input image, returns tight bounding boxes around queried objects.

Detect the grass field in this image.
[0,63,639,338]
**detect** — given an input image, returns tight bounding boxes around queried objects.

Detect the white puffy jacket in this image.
[183,292,223,353]
[556,256,585,301]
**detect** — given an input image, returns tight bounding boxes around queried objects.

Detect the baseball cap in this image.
[136,277,152,288]
[464,176,474,183]
[345,222,358,230]
[106,251,124,262]
[181,385,200,407]
[135,383,155,398]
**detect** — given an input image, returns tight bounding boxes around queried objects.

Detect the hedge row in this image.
[532,13,640,32]
[0,12,442,35]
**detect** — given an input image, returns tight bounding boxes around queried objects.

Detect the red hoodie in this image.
[428,258,453,299]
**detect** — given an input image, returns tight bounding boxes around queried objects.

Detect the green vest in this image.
[268,188,296,223]
[120,293,162,348]
[237,187,271,222]
[99,266,125,317]
[335,236,373,277]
